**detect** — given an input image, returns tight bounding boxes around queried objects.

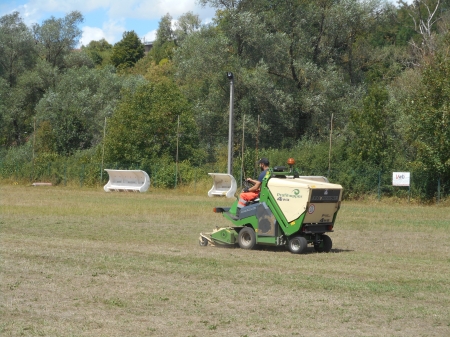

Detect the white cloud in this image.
[202,17,213,25]
[13,4,42,26]
[3,0,216,43]
[103,0,207,20]
[23,0,110,15]
[102,19,126,43]
[79,19,126,46]
[12,0,215,22]
[80,26,105,46]
[142,29,157,43]
[134,0,201,18]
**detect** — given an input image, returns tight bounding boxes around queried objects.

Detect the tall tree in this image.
[348,83,396,169]
[110,31,145,70]
[156,13,173,45]
[173,12,201,45]
[402,52,450,187]
[82,38,113,66]
[150,14,176,63]
[0,12,38,146]
[32,11,83,69]
[175,0,386,150]
[35,66,145,155]
[0,78,9,146]
[0,12,36,87]
[403,0,443,61]
[104,80,200,166]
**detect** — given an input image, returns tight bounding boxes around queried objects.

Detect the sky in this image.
[0,0,217,46]
[0,0,412,47]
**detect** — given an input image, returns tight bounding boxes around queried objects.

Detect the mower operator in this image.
[237,158,270,212]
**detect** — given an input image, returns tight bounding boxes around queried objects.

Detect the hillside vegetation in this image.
[1,1,449,200]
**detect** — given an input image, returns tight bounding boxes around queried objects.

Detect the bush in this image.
[0,140,447,202]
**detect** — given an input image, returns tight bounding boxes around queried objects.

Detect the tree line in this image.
[0,0,449,199]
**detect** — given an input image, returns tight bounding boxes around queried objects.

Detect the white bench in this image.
[207,173,237,198]
[104,170,150,193]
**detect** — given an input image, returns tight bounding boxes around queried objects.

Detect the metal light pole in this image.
[227,72,234,175]
[101,117,107,182]
[32,117,36,161]
[175,115,180,188]
[328,113,333,176]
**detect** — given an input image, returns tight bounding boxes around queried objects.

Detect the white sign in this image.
[393,172,410,186]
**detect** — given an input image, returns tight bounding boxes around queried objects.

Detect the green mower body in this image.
[200,168,343,254]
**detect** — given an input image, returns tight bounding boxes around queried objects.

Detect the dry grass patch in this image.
[1,185,450,336]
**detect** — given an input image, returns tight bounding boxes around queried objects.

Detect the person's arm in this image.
[248,181,261,192]
[245,178,261,192]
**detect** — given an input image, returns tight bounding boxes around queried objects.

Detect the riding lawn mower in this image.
[200,159,343,254]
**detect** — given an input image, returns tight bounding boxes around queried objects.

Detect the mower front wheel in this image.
[199,236,208,247]
[314,235,332,253]
[238,227,256,250]
[288,236,308,254]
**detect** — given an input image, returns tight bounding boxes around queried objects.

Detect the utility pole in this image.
[33,117,36,162]
[328,113,334,176]
[227,72,234,175]
[101,117,107,182]
[32,117,36,180]
[241,114,245,187]
[175,115,180,188]
[255,115,260,176]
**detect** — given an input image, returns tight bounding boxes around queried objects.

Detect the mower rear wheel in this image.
[314,235,332,253]
[238,227,256,250]
[288,236,308,254]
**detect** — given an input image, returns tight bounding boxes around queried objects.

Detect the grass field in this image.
[1,184,450,337]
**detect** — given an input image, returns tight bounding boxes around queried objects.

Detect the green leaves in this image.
[0,12,39,146]
[35,66,144,155]
[32,11,83,69]
[104,81,200,166]
[349,83,394,169]
[0,12,37,87]
[110,31,145,70]
[82,39,113,67]
[174,1,373,149]
[403,56,450,177]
